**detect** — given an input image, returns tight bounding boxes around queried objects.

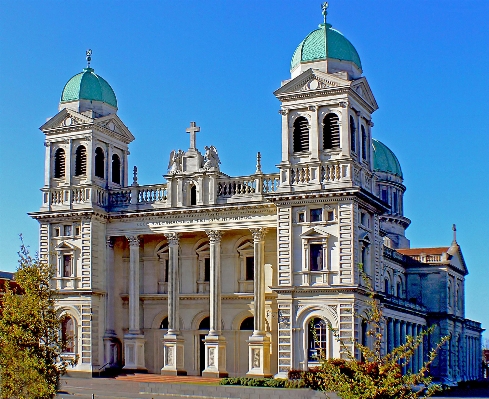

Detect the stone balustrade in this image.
[217,173,280,198]
[279,160,372,190]
[42,186,107,210]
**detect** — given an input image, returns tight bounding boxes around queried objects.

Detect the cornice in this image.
[29,209,108,221]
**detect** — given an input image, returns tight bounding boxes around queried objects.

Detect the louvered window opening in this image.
[112,154,121,184]
[293,117,309,152]
[75,145,87,176]
[95,147,105,179]
[350,116,356,152]
[323,113,340,150]
[54,148,65,178]
[361,126,367,160]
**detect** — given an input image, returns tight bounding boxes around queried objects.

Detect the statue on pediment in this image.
[203,145,220,171]
[168,149,184,174]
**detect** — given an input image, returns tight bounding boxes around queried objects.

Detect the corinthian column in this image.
[123,235,146,371]
[161,232,186,375]
[246,228,271,377]
[202,230,228,377]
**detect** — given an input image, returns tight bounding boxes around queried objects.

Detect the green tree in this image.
[0,240,76,399]
[303,265,449,399]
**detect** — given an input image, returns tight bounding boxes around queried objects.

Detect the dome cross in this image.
[86,49,92,68]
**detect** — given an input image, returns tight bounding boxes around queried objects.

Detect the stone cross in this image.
[186,121,200,150]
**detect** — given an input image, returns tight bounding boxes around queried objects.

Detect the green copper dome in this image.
[372,139,403,178]
[291,23,362,72]
[61,67,117,109]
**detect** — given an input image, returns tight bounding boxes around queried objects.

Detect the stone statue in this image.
[168,149,184,174]
[203,145,220,171]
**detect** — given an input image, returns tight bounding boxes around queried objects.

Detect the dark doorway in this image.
[199,334,206,375]
[199,317,210,375]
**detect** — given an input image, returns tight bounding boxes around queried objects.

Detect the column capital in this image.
[126,235,140,247]
[278,109,289,116]
[205,230,222,243]
[106,236,115,248]
[250,228,267,242]
[164,232,180,246]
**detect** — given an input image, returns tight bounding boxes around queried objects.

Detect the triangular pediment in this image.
[55,241,76,251]
[351,77,378,111]
[39,109,134,144]
[94,114,135,143]
[446,244,468,275]
[274,69,349,97]
[40,108,94,132]
[300,226,330,238]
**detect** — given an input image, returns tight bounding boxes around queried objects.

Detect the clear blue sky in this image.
[0,1,488,339]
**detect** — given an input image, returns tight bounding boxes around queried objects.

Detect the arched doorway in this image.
[198,317,210,375]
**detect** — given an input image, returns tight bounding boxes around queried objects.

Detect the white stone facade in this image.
[30,17,483,382]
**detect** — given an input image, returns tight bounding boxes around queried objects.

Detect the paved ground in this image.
[56,375,489,399]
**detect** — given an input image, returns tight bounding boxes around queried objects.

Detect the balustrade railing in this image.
[321,162,342,183]
[217,173,279,198]
[137,184,167,204]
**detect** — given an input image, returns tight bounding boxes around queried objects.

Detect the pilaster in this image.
[103,236,118,369]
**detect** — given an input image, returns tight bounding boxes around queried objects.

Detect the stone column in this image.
[161,233,186,375]
[123,235,146,371]
[103,237,118,369]
[202,230,228,377]
[417,325,423,373]
[406,323,413,373]
[401,321,407,374]
[247,228,271,377]
[387,318,394,353]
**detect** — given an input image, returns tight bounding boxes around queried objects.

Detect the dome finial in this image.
[452,224,457,244]
[321,2,329,24]
[86,49,92,68]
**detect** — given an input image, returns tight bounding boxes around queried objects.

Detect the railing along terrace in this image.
[45,186,107,208]
[217,173,280,198]
[109,184,168,210]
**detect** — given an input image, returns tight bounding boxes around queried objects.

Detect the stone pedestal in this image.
[246,334,272,378]
[160,333,186,375]
[202,335,228,378]
[103,332,120,369]
[123,334,146,371]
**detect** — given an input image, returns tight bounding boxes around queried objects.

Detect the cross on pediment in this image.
[186,121,200,150]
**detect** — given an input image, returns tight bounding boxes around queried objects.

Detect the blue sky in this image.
[0,1,488,339]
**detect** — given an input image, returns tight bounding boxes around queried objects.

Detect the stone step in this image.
[115,373,221,384]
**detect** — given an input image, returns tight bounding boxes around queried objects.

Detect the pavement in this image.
[56,375,489,399]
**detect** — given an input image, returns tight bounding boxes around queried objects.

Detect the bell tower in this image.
[274,5,378,194]
[39,50,134,211]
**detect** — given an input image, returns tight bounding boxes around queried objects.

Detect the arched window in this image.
[397,281,402,298]
[160,317,168,329]
[361,126,367,160]
[384,278,390,295]
[293,116,309,152]
[323,113,340,150]
[75,145,87,176]
[95,147,105,179]
[54,148,66,178]
[350,115,356,152]
[61,316,75,353]
[190,185,197,205]
[199,317,210,330]
[240,317,254,331]
[111,154,121,184]
[307,317,328,361]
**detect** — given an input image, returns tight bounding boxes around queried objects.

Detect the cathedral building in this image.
[30,6,483,381]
